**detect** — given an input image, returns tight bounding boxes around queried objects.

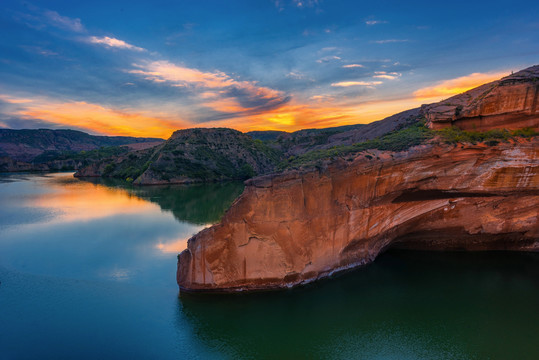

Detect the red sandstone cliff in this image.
[423,65,539,131]
[177,66,539,292]
[178,139,538,292]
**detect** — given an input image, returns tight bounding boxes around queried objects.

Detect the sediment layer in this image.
[178,139,539,292]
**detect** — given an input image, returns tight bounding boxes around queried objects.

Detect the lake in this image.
[0,172,537,359]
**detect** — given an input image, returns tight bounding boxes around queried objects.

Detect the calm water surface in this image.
[0,172,537,359]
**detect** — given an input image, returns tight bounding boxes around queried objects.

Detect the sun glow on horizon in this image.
[0,70,512,137]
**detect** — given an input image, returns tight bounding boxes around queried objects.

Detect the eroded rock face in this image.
[423,65,539,131]
[177,138,539,292]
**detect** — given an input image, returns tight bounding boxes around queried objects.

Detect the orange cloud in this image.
[128,60,288,115]
[203,69,511,132]
[373,71,401,80]
[13,97,186,138]
[199,100,356,132]
[129,60,234,88]
[331,81,382,87]
[89,36,145,52]
[0,94,33,104]
[204,97,246,113]
[3,68,510,137]
[413,71,509,101]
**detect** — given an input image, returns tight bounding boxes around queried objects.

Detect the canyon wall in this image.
[178,139,539,292]
[423,65,539,131]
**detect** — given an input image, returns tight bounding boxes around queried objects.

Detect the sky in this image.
[0,0,538,138]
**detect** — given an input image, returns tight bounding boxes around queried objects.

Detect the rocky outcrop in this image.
[0,156,92,172]
[423,65,539,131]
[0,157,48,172]
[177,138,539,292]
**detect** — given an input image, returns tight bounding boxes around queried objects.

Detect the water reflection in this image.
[0,173,243,286]
[1,173,538,359]
[178,251,539,360]
[79,177,245,225]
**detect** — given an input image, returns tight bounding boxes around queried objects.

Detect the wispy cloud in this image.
[88,36,146,51]
[128,60,289,117]
[366,20,387,25]
[310,94,335,103]
[20,45,58,57]
[316,55,341,63]
[128,60,235,88]
[0,94,33,104]
[373,71,401,80]
[413,71,508,101]
[331,81,383,87]
[321,47,338,52]
[43,10,85,32]
[342,64,365,68]
[293,0,320,8]
[13,7,86,33]
[371,39,410,44]
[286,71,307,80]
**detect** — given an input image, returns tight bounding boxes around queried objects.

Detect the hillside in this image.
[274,108,421,156]
[75,128,282,185]
[0,128,163,162]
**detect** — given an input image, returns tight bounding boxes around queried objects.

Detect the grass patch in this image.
[279,121,434,169]
[279,122,537,170]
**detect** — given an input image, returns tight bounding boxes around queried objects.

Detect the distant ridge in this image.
[0,128,164,162]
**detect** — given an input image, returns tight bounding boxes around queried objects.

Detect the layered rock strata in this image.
[423,65,539,131]
[178,138,539,292]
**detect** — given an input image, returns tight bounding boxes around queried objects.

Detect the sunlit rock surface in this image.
[178,138,539,292]
[423,65,539,131]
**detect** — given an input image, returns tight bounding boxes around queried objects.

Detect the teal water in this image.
[0,173,537,359]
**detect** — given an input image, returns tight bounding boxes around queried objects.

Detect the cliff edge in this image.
[178,140,538,292]
[177,65,539,292]
[423,65,539,131]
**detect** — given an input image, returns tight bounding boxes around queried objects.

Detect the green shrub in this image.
[239,163,256,179]
[103,163,115,175]
[512,127,538,138]
[278,121,537,170]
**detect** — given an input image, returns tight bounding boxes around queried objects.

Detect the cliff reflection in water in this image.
[79,177,244,225]
[178,250,539,360]
[0,173,243,287]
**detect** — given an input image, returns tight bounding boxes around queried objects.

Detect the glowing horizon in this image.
[0,1,537,138]
[0,68,511,138]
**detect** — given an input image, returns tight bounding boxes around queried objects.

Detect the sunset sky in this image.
[1,0,538,138]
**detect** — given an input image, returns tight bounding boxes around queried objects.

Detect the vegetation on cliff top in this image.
[33,146,129,165]
[81,122,538,182]
[278,121,538,170]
